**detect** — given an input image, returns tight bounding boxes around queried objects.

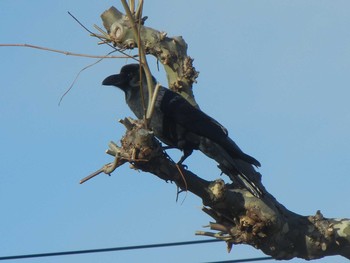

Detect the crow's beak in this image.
[102,74,126,86]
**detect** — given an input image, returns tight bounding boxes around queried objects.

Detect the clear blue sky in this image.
[1,1,350,262]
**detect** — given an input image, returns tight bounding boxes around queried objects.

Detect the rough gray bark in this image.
[90,6,350,261]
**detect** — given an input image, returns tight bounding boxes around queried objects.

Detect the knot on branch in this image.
[208,179,226,202]
[110,22,126,44]
[117,118,189,186]
[119,117,161,162]
[240,208,269,238]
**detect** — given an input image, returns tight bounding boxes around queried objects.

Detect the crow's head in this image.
[102,64,142,92]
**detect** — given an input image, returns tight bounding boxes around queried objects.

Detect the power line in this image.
[0,239,274,262]
[0,239,221,261]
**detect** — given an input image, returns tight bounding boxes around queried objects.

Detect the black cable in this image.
[0,239,274,262]
[203,256,273,263]
[0,239,221,261]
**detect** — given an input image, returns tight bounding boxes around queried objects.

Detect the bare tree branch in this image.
[82,4,350,261]
[120,0,155,125]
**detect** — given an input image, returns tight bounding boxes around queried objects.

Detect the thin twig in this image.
[121,0,154,119]
[93,24,110,39]
[135,0,144,21]
[80,167,106,184]
[137,11,148,123]
[175,164,188,205]
[58,50,117,105]
[0,43,132,59]
[129,0,135,14]
[146,82,161,120]
[80,154,126,184]
[68,11,117,53]
[67,11,139,62]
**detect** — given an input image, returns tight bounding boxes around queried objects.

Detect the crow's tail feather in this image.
[235,172,263,198]
[224,138,261,167]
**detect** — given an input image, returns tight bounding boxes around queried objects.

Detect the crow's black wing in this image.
[159,88,261,167]
[160,89,228,141]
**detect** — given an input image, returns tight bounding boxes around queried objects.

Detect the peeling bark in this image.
[90,5,350,261]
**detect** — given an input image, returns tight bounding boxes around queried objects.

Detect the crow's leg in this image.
[177,149,193,166]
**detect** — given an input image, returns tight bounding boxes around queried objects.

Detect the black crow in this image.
[102,64,263,197]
